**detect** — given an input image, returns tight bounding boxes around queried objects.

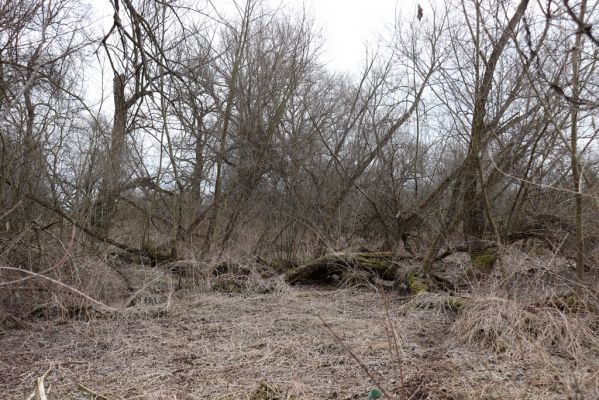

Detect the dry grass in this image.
[1,288,407,399]
[452,295,599,357]
[1,247,599,399]
[398,292,466,315]
[1,283,597,399]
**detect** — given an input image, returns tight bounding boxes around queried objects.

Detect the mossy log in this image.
[284,252,400,285]
[405,270,429,294]
[400,268,457,295]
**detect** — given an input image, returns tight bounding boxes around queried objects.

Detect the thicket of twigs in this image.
[1,0,599,397]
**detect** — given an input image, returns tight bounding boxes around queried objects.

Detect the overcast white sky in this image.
[298,0,407,72]
[90,0,419,74]
[85,0,420,109]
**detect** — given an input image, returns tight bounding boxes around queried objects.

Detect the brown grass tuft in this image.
[451,294,599,361]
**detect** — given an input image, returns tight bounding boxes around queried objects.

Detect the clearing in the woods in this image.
[1,252,598,399]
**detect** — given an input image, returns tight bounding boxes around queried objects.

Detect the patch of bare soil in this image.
[1,255,598,399]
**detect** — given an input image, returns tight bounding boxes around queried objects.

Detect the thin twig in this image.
[0,2,49,124]
[489,155,599,200]
[1,225,77,287]
[124,274,164,307]
[0,267,116,312]
[0,201,22,223]
[379,288,407,400]
[77,383,112,400]
[318,315,395,399]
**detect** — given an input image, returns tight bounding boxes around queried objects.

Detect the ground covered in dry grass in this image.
[1,252,599,399]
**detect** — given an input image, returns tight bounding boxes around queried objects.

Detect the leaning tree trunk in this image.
[462,0,530,269]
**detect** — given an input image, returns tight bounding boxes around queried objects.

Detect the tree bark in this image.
[570,0,587,282]
[92,73,128,236]
[462,0,530,263]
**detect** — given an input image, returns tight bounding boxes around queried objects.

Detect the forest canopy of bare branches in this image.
[3,0,597,272]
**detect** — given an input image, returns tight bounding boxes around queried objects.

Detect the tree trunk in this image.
[92,73,127,236]
[570,0,587,282]
[462,0,530,267]
[423,177,462,272]
[202,4,251,256]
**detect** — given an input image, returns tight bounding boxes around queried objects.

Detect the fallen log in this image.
[284,252,401,285]
[285,252,458,296]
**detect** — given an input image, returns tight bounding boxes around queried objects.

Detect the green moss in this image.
[564,293,580,309]
[353,252,394,271]
[544,292,595,313]
[444,296,465,312]
[470,248,497,271]
[406,272,428,294]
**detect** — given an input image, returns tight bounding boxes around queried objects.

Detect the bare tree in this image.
[459,0,530,266]
[0,0,89,225]
[91,0,183,239]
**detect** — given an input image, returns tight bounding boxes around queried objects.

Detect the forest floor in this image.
[1,254,599,399]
